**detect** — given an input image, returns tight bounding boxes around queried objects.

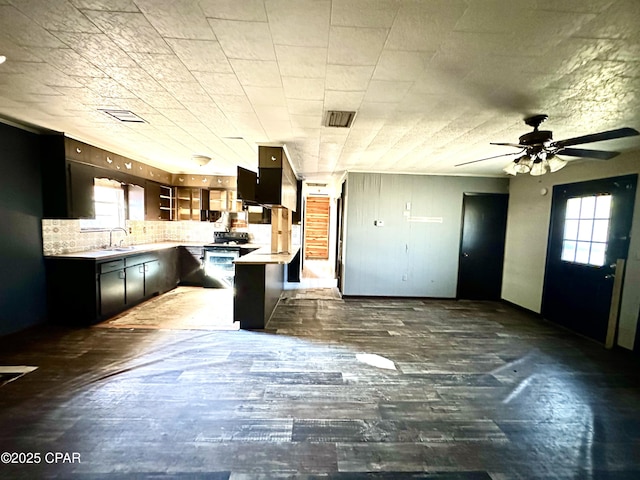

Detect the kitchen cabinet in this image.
[125,264,145,305]
[41,134,97,219]
[210,189,242,212]
[256,146,297,211]
[45,247,179,326]
[176,187,208,221]
[179,246,204,286]
[99,259,126,318]
[68,161,96,219]
[144,181,162,220]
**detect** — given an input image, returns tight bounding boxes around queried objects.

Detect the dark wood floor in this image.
[1,293,639,479]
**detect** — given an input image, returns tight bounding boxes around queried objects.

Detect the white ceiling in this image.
[1,0,639,181]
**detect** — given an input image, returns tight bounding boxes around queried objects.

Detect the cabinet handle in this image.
[139,265,144,274]
[144,264,149,273]
[118,271,125,279]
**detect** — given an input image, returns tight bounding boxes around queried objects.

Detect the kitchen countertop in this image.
[44,242,186,261]
[43,241,286,262]
[234,245,300,265]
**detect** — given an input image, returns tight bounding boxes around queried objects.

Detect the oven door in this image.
[203,248,239,288]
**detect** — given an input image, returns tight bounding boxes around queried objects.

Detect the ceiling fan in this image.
[457,114,640,176]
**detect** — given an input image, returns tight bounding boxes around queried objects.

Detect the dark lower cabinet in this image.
[125,264,145,305]
[46,247,179,326]
[99,269,125,318]
[145,260,160,295]
[179,246,204,286]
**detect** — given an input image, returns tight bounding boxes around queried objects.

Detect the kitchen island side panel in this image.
[235,263,284,330]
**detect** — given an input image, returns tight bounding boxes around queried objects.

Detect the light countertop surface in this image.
[234,246,300,265]
[44,242,298,264]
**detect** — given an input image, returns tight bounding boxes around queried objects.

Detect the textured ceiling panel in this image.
[0,0,638,179]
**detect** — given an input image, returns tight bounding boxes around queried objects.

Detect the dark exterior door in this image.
[457,193,509,300]
[542,174,637,343]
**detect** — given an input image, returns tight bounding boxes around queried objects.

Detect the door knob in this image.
[462,252,469,257]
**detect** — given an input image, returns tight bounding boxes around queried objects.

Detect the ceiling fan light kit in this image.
[460,114,639,177]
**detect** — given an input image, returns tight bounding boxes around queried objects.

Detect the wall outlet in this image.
[402,273,408,281]
[374,220,384,227]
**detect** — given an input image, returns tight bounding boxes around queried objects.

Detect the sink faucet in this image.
[109,227,128,248]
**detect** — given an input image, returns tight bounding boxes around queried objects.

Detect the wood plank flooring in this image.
[0,293,639,479]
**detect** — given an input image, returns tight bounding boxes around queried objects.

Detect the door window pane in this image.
[575,241,591,264]
[563,220,579,240]
[561,194,612,266]
[566,197,582,218]
[580,196,596,218]
[561,240,576,262]
[589,242,606,266]
[577,219,593,241]
[592,219,609,243]
[595,195,612,218]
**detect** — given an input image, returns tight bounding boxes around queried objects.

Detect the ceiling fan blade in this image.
[558,148,620,160]
[555,127,639,147]
[455,149,525,167]
[490,142,527,148]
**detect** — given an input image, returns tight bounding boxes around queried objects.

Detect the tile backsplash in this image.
[42,220,300,256]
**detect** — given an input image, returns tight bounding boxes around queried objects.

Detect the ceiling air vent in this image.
[325,110,356,128]
[99,109,146,123]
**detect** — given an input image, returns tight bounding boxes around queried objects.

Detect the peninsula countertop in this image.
[234,246,300,265]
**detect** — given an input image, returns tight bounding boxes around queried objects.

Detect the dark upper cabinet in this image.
[144,180,162,220]
[256,146,297,211]
[68,161,96,218]
[41,135,95,219]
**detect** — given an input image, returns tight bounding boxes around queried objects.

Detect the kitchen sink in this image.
[103,246,136,252]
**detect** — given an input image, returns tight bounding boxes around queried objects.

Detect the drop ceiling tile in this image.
[254,104,289,121]
[161,81,210,103]
[328,26,388,66]
[387,0,466,50]
[331,0,399,28]
[211,94,253,113]
[266,0,331,47]
[324,90,365,110]
[100,66,165,94]
[282,77,324,101]
[274,45,327,78]
[165,39,233,73]
[135,89,185,110]
[53,32,138,67]
[129,52,194,83]
[9,0,100,33]
[81,77,137,99]
[243,86,286,106]
[208,19,275,60]
[262,119,293,140]
[30,48,106,78]
[286,98,324,116]
[200,0,267,21]
[230,59,280,87]
[290,114,322,129]
[576,0,640,40]
[69,0,139,12]
[326,65,374,91]
[135,0,216,40]
[373,50,433,82]
[192,71,244,96]
[82,11,172,54]
[0,5,67,48]
[364,80,412,103]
